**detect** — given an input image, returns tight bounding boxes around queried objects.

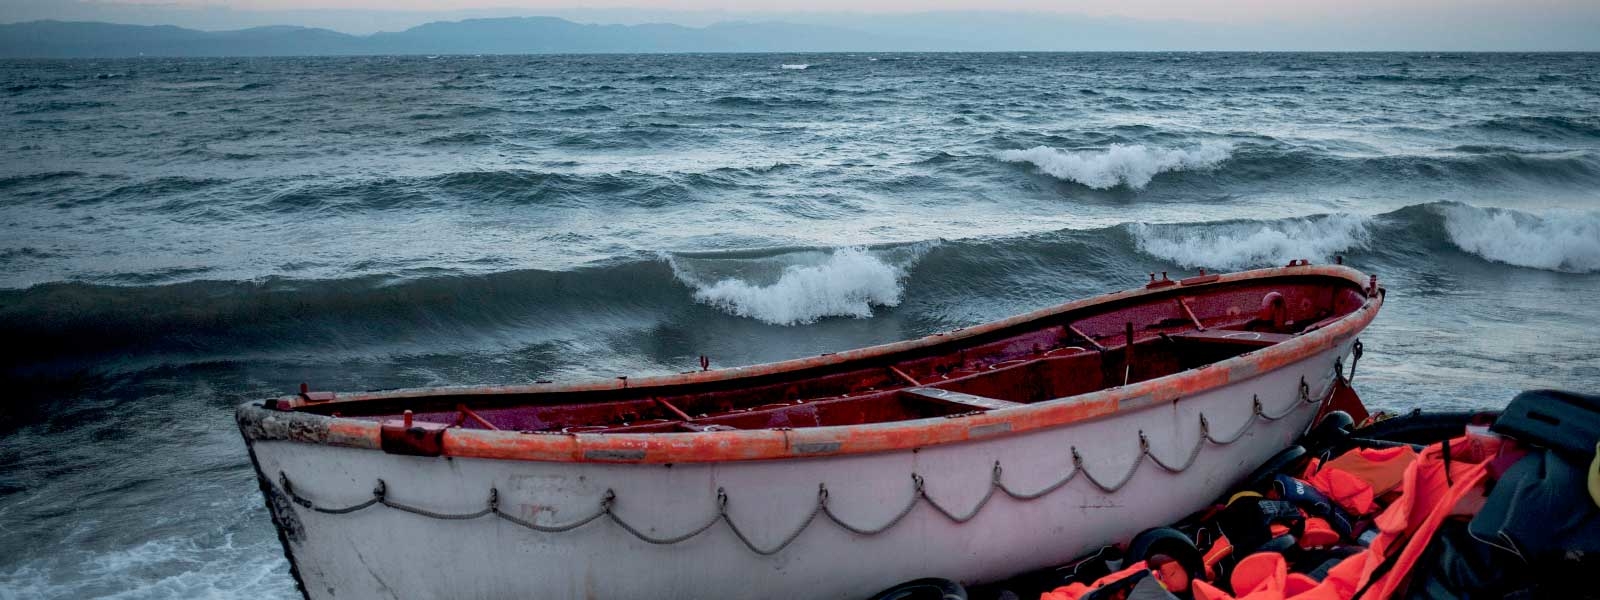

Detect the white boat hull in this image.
[247,342,1350,600]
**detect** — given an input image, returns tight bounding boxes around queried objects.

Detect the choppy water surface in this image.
[2,53,1598,598]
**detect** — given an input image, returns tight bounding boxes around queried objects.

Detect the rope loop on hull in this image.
[267,371,1338,556]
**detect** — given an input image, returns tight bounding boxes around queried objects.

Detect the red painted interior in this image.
[306,278,1367,435]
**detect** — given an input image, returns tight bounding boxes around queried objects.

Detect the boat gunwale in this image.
[236,264,1382,463]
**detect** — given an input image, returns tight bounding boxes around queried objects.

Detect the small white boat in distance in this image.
[238,262,1383,600]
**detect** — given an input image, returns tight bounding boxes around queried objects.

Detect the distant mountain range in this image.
[0,18,945,58]
[3,12,1598,57]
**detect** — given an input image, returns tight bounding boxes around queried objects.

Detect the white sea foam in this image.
[780,63,810,70]
[996,142,1234,190]
[0,530,294,600]
[1441,204,1600,273]
[1131,214,1372,269]
[671,247,920,325]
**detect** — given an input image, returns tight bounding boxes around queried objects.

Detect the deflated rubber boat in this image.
[237,262,1383,600]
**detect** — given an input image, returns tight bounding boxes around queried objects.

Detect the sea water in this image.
[1,52,1597,597]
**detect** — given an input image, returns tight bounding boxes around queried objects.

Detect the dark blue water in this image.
[1,53,1597,598]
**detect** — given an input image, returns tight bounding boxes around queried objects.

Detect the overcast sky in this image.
[5,0,1599,49]
[90,0,1595,21]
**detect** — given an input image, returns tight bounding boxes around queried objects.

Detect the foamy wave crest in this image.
[1441,204,1600,273]
[781,64,810,70]
[0,507,296,599]
[1131,214,1372,269]
[996,142,1233,190]
[670,246,924,325]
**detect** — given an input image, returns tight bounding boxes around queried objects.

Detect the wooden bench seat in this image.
[1172,329,1293,348]
[902,387,1025,411]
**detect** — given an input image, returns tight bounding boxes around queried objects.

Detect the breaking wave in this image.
[669,246,924,326]
[1129,214,1373,269]
[7,202,1593,379]
[780,64,811,70]
[995,142,1233,190]
[1439,204,1600,273]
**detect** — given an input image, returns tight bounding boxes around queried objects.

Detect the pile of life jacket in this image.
[1035,389,1600,600]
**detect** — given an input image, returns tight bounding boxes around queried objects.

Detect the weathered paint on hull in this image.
[248,342,1350,600]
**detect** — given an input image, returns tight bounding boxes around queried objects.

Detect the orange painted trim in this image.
[241,264,1382,464]
[326,419,380,447]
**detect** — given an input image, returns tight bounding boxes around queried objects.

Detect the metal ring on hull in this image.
[268,374,1329,557]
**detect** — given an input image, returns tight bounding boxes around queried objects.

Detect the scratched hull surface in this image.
[251,351,1339,600]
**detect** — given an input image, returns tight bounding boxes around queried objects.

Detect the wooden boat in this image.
[237,262,1384,600]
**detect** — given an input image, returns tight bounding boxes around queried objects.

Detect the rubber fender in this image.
[1125,527,1205,589]
[1312,411,1354,437]
[1238,445,1307,494]
[868,578,969,600]
[1355,410,1483,446]
[1303,411,1356,456]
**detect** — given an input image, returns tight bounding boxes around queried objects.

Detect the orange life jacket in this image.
[1169,433,1503,600]
[1323,445,1417,498]
[1318,433,1500,600]
[1301,463,1376,516]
